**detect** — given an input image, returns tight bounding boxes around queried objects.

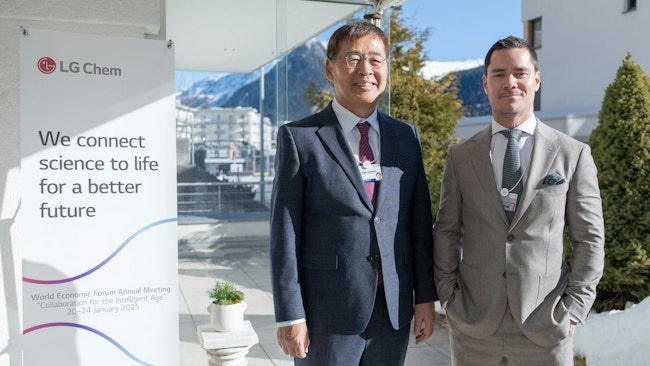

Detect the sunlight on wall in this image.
[1,167,20,220]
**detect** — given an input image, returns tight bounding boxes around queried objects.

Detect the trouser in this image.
[295,285,410,366]
[448,305,573,366]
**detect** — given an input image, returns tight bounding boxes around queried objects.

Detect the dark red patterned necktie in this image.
[358,121,382,285]
[357,122,377,206]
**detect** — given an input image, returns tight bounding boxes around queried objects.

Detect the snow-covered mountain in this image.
[178,72,258,108]
[177,39,330,121]
[177,42,488,120]
[422,59,484,80]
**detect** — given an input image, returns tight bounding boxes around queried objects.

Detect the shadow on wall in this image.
[0,202,21,364]
[22,261,80,365]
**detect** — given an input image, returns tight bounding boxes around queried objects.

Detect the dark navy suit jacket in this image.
[270,104,436,335]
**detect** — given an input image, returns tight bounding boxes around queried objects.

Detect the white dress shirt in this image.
[332,98,381,165]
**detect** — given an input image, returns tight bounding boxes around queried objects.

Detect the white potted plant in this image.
[207,280,247,332]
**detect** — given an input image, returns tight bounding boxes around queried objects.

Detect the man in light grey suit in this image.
[270,22,436,365]
[433,36,605,365]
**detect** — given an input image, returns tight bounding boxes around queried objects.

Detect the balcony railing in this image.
[177,181,270,220]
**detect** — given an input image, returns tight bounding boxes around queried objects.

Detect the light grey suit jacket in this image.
[270,104,436,335]
[433,120,605,347]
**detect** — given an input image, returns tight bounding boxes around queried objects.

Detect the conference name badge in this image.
[501,192,518,212]
[359,160,382,182]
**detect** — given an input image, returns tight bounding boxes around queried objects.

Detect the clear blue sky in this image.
[319,0,523,62]
[396,0,522,61]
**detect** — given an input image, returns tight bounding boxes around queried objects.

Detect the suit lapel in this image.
[511,120,560,226]
[374,114,396,210]
[468,127,510,225]
[315,106,374,211]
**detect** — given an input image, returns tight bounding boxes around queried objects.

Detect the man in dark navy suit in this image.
[269,21,437,365]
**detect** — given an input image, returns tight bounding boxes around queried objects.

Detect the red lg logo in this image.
[37,57,56,74]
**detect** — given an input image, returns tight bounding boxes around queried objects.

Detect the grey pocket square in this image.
[543,173,565,185]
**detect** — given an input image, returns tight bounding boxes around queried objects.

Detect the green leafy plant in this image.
[208,281,244,305]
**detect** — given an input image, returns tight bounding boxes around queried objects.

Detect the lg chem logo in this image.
[36,56,123,77]
[38,57,56,74]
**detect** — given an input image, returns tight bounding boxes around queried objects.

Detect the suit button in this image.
[374,217,380,224]
[503,272,507,278]
[507,234,514,241]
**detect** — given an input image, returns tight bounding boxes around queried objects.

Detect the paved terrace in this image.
[177,218,451,365]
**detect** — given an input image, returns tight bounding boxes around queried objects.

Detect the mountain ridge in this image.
[176,43,488,120]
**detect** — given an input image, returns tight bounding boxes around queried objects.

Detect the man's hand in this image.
[413,301,436,344]
[277,322,310,358]
[570,320,577,335]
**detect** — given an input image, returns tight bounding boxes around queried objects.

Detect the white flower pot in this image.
[208,301,247,332]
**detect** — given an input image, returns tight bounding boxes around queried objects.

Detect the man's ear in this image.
[325,58,334,83]
[482,74,488,94]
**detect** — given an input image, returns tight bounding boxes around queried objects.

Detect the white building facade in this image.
[176,104,276,176]
[457,0,649,142]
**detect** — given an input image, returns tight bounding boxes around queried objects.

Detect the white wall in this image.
[457,107,599,143]
[0,2,161,365]
[523,0,649,112]
[458,0,648,141]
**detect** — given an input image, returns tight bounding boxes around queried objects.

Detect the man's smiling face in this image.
[325,35,387,118]
[483,47,540,128]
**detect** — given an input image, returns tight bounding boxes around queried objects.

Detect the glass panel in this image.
[625,0,637,12]
[175,1,378,219]
[532,18,542,49]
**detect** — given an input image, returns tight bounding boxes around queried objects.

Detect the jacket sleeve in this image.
[269,125,306,323]
[410,125,437,303]
[433,147,463,304]
[563,144,605,322]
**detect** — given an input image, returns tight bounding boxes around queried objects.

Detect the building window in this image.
[624,0,637,12]
[527,18,542,49]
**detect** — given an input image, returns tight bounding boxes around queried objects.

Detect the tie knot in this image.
[357,121,370,137]
[499,129,523,140]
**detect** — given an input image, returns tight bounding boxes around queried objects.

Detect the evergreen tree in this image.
[589,53,650,311]
[387,8,464,216]
[303,81,332,112]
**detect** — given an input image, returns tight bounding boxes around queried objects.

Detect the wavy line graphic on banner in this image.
[23,217,177,284]
[23,322,154,365]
